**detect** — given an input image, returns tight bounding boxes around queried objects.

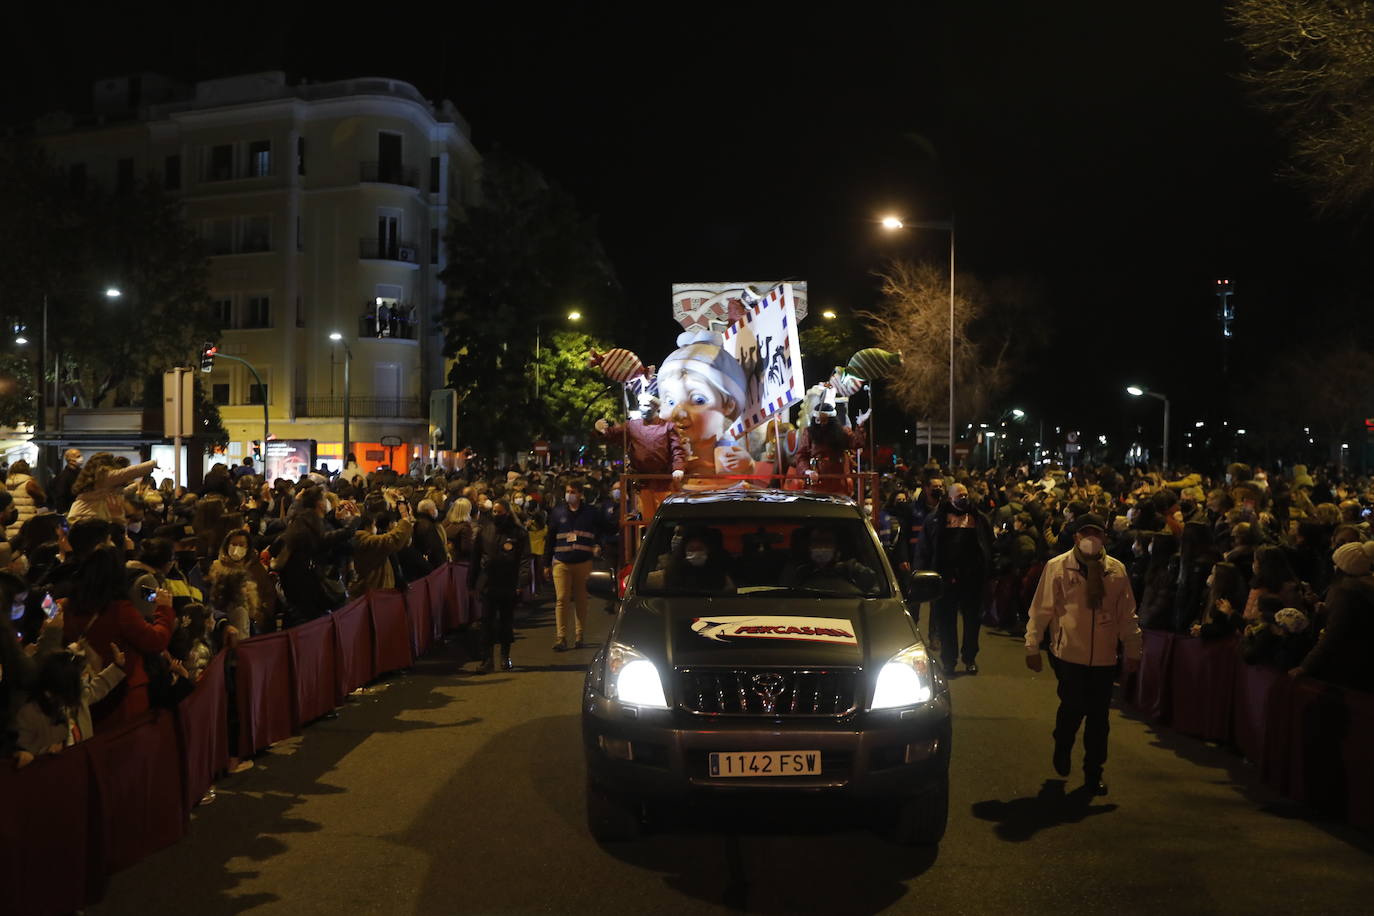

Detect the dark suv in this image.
[582,489,950,844]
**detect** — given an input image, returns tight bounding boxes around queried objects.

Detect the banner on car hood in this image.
[691,615,857,645]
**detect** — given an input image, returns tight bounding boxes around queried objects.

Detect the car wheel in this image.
[885,777,949,846]
[585,777,642,843]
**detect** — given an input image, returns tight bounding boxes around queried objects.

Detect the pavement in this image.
[90,584,1374,915]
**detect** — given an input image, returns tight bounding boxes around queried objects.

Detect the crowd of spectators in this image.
[0,448,629,786]
[870,459,1374,693]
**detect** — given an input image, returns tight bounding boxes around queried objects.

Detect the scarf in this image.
[1073,546,1105,610]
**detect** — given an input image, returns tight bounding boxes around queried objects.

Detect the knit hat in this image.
[1333,540,1374,576]
[658,330,748,414]
[1273,608,1310,634]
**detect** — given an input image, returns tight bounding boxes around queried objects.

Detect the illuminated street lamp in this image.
[881,213,955,462]
[1127,385,1171,470]
[330,332,352,465]
[822,309,837,320]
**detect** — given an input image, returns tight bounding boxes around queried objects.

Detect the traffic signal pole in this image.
[200,343,269,469]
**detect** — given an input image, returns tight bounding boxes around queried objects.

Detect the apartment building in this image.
[33,70,479,473]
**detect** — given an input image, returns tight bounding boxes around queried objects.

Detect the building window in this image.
[430,228,440,265]
[68,163,86,193]
[429,156,441,193]
[209,144,233,181]
[164,154,181,190]
[212,383,230,406]
[241,215,271,253]
[207,219,234,256]
[248,140,271,177]
[247,383,269,405]
[116,158,134,195]
[297,136,306,176]
[244,295,271,329]
[211,297,233,327]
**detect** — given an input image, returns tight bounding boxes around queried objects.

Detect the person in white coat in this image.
[1025,514,1142,795]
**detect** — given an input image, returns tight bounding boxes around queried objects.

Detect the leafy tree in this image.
[858,260,1044,437]
[0,354,35,428]
[1231,0,1374,212]
[529,330,622,439]
[0,143,214,416]
[439,152,621,452]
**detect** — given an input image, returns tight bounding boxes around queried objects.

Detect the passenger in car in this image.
[781,527,880,593]
[646,528,735,593]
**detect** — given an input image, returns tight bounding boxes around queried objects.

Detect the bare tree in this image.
[859,260,1039,434]
[1230,0,1374,212]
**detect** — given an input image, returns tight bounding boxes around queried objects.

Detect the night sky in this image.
[7,4,1368,454]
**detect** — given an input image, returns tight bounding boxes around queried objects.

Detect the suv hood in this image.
[656,596,895,668]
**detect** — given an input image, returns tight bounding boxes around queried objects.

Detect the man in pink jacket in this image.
[1025,514,1142,795]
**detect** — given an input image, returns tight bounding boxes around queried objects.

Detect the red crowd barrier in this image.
[0,564,473,916]
[1129,630,1374,830]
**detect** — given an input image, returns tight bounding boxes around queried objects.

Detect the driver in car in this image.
[781,527,880,594]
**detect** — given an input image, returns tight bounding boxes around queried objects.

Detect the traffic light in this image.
[199,341,218,373]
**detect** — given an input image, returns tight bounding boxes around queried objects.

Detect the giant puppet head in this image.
[657,329,748,443]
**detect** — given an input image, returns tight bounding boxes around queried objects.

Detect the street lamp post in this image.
[881,215,955,464]
[330,332,353,466]
[1127,385,1170,470]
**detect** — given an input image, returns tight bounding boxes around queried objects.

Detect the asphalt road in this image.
[91,585,1374,915]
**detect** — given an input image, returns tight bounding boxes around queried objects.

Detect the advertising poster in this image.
[265,439,315,483]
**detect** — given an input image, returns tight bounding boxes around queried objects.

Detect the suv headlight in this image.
[870,643,934,710]
[606,641,668,709]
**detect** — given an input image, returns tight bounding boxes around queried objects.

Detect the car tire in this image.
[886,777,949,846]
[585,777,642,843]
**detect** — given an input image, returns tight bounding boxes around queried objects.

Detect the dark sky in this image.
[7,4,1368,452]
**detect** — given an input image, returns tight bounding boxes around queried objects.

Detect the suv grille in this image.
[677,668,860,717]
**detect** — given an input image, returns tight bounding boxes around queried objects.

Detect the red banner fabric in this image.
[332,596,375,695]
[0,743,97,916]
[406,580,433,657]
[235,631,295,757]
[176,650,229,817]
[450,562,473,626]
[87,711,186,873]
[1232,660,1284,765]
[370,589,414,674]
[1135,630,1174,723]
[1168,636,1237,741]
[289,614,341,727]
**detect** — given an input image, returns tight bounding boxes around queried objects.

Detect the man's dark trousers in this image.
[931,578,983,672]
[1049,653,1117,779]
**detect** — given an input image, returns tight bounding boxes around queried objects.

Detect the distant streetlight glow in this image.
[1011,408,1025,419]
[1126,386,1144,397]
[105,288,122,299]
[881,216,904,230]
[567,310,582,321]
[1195,421,1205,428]
[822,309,837,320]
[14,335,27,346]
[329,331,343,341]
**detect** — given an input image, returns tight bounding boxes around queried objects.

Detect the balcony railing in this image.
[360,161,419,188]
[359,237,420,263]
[359,307,418,340]
[293,396,423,418]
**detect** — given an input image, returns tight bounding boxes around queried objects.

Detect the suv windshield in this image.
[635,515,889,599]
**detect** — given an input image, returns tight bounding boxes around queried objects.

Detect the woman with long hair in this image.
[60,546,174,728]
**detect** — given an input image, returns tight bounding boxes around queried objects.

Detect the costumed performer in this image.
[594,388,686,521]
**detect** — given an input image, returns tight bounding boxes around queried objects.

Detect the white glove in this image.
[671,469,685,481]
[856,409,872,426]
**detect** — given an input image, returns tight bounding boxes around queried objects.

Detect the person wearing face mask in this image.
[547,481,600,651]
[919,482,994,676]
[210,531,270,635]
[1025,514,1142,795]
[782,526,880,594]
[657,529,734,593]
[468,498,531,672]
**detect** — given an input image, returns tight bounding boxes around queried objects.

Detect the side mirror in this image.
[905,570,943,605]
[587,570,618,601]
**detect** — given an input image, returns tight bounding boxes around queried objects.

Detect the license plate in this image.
[708,751,822,778]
